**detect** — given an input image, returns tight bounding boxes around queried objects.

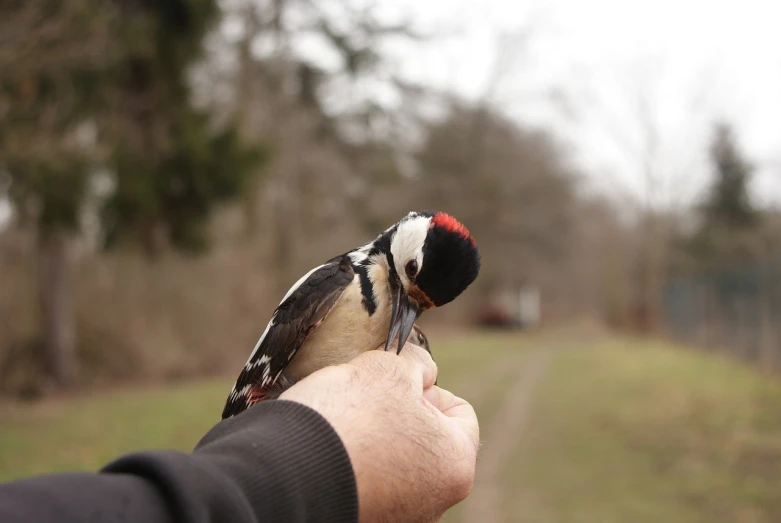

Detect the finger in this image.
[423,387,479,450]
[423,386,464,415]
[442,397,480,452]
[397,342,438,390]
[423,384,447,409]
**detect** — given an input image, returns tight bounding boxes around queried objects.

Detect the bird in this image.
[221,210,479,419]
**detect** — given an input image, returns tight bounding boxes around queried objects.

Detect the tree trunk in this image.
[236,5,262,237]
[38,229,76,387]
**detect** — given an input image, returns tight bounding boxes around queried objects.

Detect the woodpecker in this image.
[221,210,479,419]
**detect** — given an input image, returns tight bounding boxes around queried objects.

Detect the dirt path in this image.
[462,349,552,523]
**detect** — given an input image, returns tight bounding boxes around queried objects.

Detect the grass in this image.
[3,332,781,523]
[0,378,231,482]
[508,338,781,523]
[0,331,522,483]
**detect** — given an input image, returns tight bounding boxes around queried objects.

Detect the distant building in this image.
[478,283,541,330]
[518,285,541,329]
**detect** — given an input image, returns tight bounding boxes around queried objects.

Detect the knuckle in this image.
[429,358,439,377]
[402,343,434,368]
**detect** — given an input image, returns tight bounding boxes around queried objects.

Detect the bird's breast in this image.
[286,271,392,379]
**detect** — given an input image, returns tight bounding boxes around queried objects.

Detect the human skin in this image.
[280,343,480,523]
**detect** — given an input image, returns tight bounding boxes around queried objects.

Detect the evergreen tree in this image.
[103,0,263,253]
[686,122,761,269]
[0,1,262,387]
[702,123,757,229]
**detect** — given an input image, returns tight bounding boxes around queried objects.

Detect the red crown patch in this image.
[431,212,475,245]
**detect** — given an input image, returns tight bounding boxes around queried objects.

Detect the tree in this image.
[416,101,578,316]
[1,1,119,386]
[102,1,262,254]
[702,123,757,229]
[556,59,722,331]
[684,122,761,268]
[194,0,426,293]
[0,1,261,388]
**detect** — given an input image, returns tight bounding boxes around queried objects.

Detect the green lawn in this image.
[0,377,230,482]
[2,332,781,523]
[508,338,781,523]
[0,332,521,483]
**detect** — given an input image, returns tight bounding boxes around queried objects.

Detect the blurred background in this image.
[2,0,781,521]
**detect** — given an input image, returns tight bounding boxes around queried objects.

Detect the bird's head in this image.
[378,211,480,353]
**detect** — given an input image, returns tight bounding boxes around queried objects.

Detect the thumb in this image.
[397,342,438,390]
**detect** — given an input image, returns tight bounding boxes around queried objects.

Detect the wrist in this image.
[195,400,359,522]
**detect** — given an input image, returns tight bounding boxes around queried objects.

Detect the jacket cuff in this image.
[194,399,359,522]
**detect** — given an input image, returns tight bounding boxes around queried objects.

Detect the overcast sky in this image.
[377,0,781,208]
[3,0,779,225]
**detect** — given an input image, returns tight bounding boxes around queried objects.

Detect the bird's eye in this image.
[405,259,418,279]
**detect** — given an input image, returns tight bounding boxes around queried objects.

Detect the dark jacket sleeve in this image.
[0,400,358,523]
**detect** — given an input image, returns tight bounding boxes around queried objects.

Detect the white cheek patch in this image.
[390,216,430,281]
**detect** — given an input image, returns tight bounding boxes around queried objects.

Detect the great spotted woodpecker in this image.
[221,211,480,418]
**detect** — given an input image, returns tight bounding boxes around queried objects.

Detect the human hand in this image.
[280,343,479,523]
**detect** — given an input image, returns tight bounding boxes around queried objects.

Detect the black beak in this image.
[385,281,421,355]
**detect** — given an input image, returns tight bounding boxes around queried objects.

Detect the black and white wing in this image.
[221,255,354,419]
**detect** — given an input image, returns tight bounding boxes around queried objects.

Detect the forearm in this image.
[0,401,358,523]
